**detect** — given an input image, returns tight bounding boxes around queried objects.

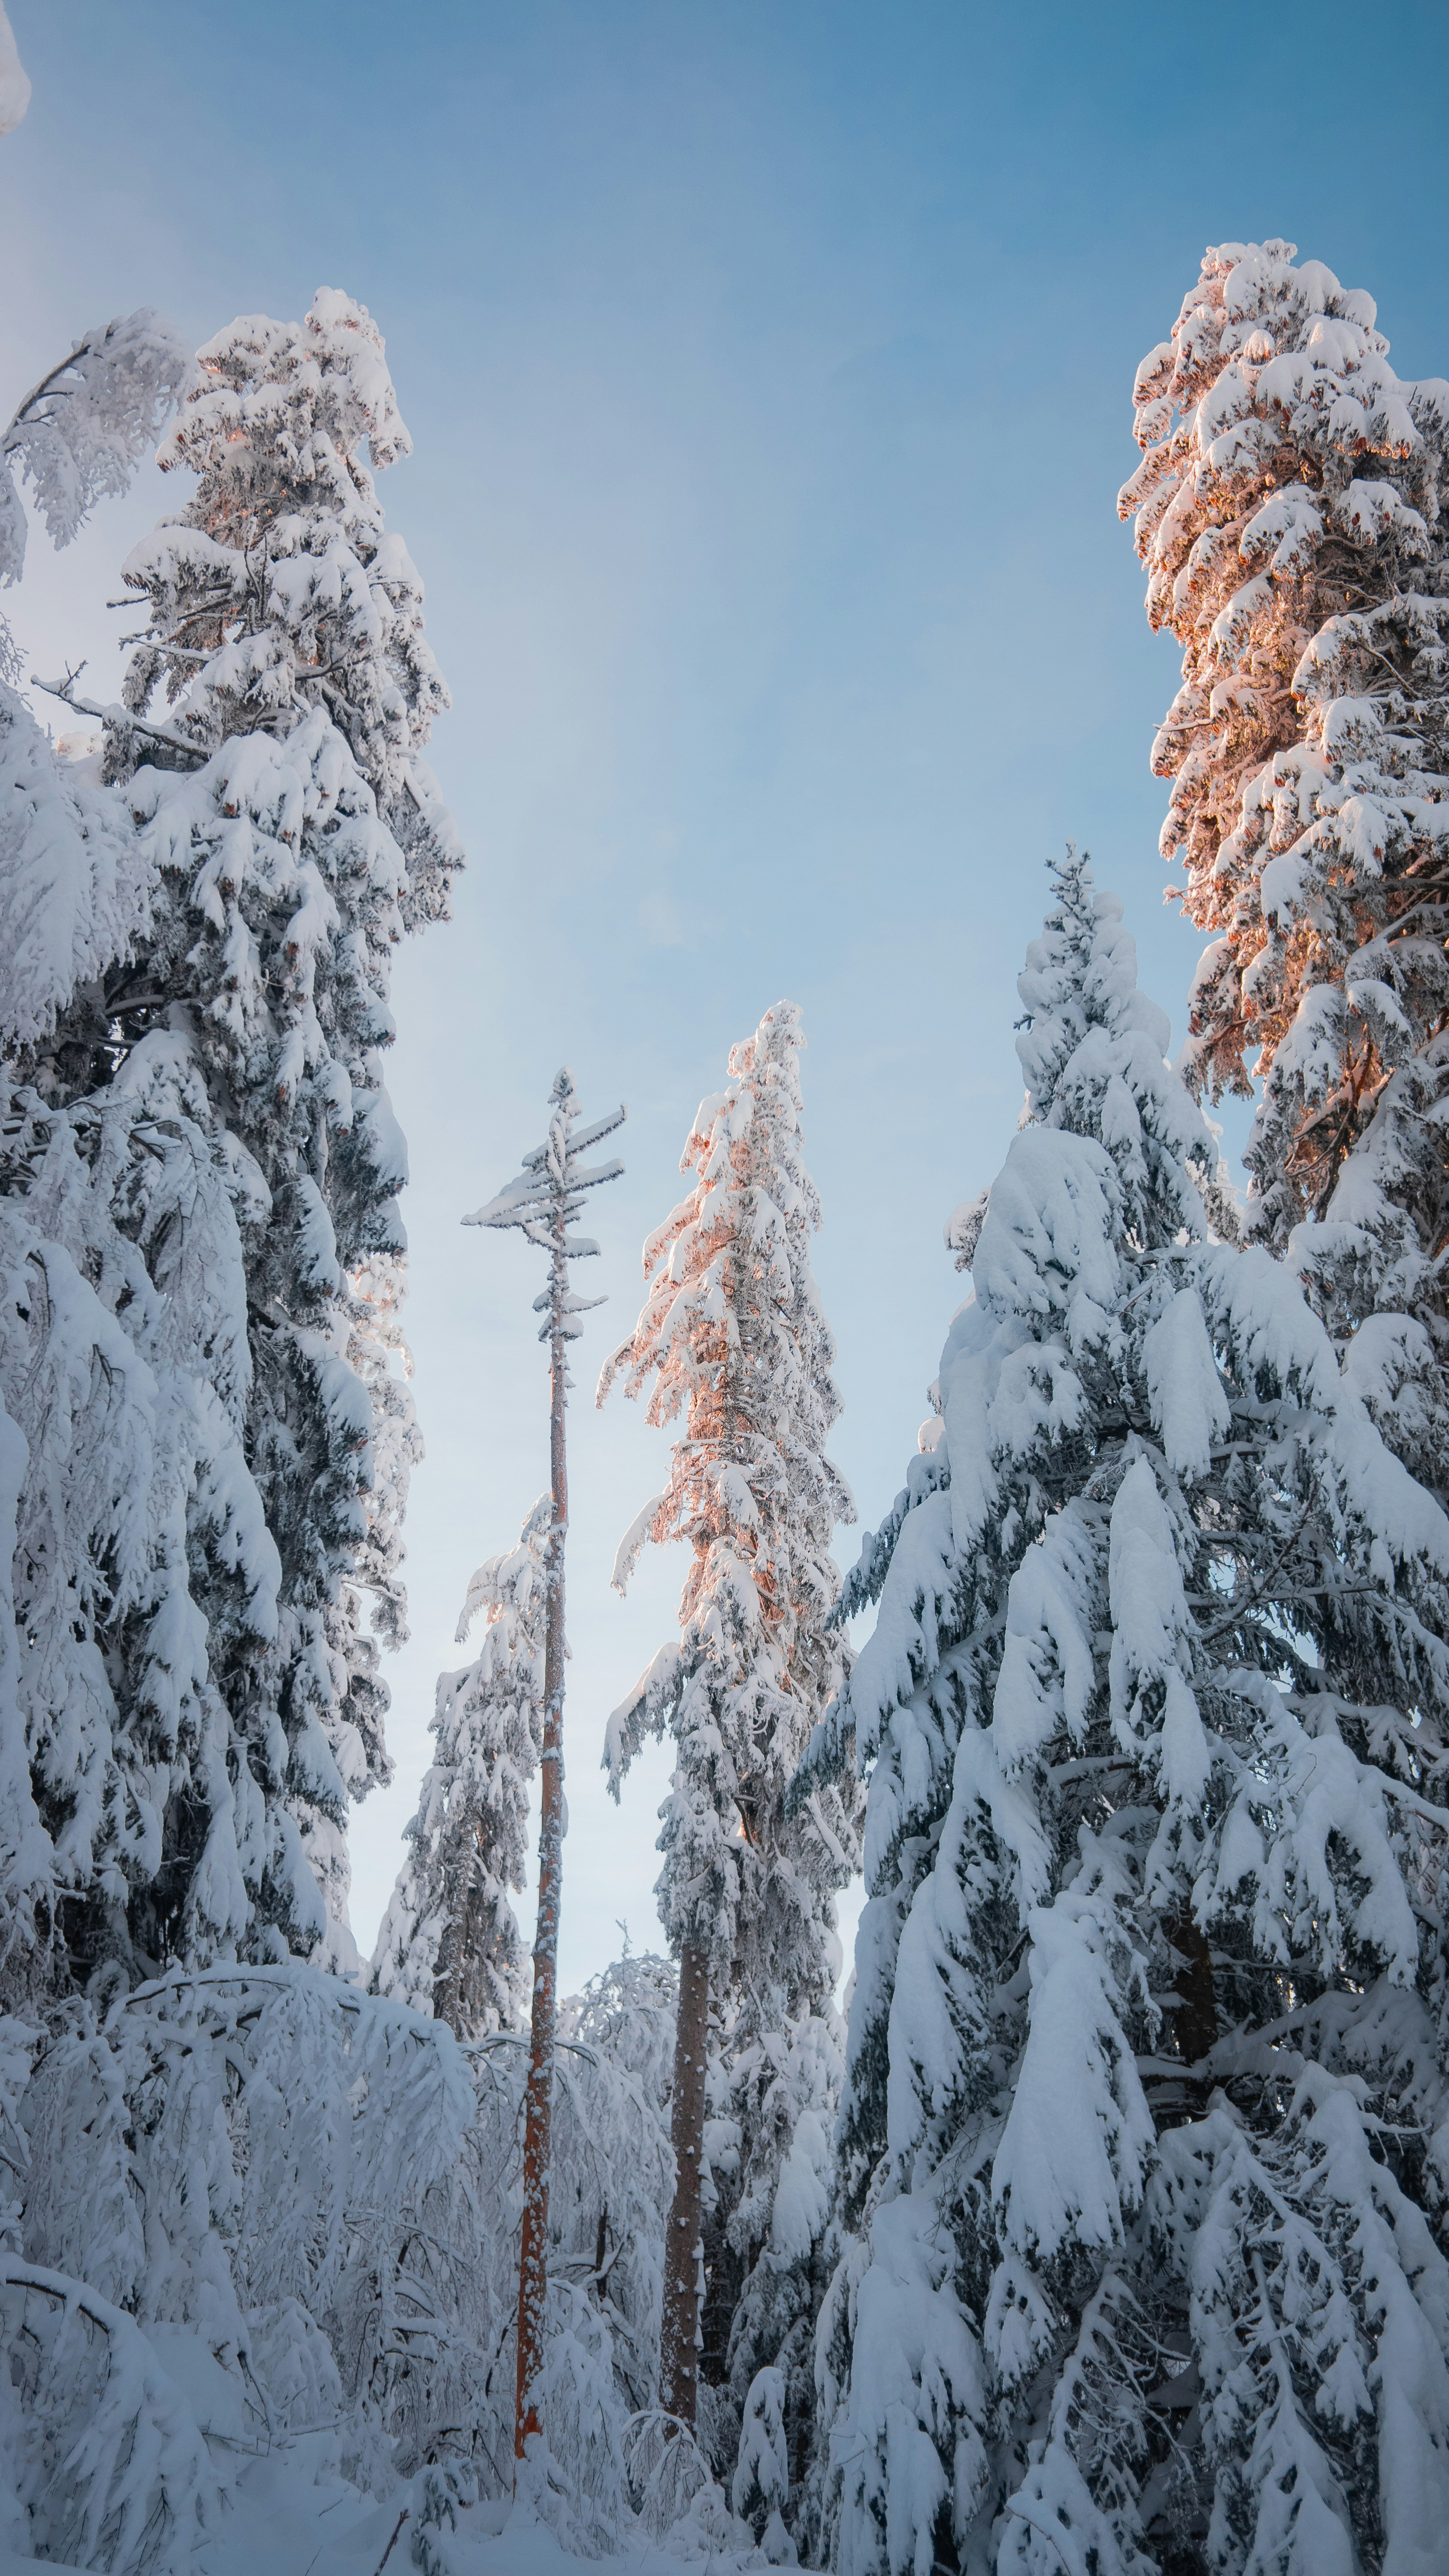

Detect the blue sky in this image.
[6,0,1449,1987]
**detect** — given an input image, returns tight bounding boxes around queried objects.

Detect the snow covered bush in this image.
[600,999,861,2512]
[803,850,1449,2575]
[0,1951,677,2567]
[0,287,461,1992]
[0,1968,477,2565]
[373,1498,549,2036]
[1119,240,1449,1426]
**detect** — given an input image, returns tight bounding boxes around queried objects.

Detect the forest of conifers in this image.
[3,227,1449,2576]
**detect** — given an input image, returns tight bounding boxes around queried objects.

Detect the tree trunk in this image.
[660,1936,710,2426]
[1158,1911,1218,2128]
[514,1252,569,2463]
[1172,1912,1218,2069]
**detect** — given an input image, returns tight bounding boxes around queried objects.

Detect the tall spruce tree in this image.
[372,1497,547,2038]
[803,853,1449,2576]
[600,999,861,2495]
[1118,239,1449,1458]
[0,289,461,1988]
[0,304,258,1996]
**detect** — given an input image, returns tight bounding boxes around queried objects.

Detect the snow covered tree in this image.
[372,1496,548,2038]
[0,1054,285,1998]
[109,289,455,916]
[1118,239,1449,1434]
[0,309,270,2000]
[0,287,460,1989]
[710,2003,847,2560]
[600,999,861,2470]
[804,851,1449,2576]
[465,1069,625,2472]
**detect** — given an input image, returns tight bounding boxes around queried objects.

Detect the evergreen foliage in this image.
[806,854,1449,2576]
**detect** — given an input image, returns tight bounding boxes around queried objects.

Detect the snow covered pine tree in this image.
[373,1497,548,2037]
[601,1000,861,2546]
[1,292,458,1978]
[799,851,1449,2576]
[0,306,231,1997]
[1119,240,1449,1470]
[0,289,461,1989]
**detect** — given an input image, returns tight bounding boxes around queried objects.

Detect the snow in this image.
[0,684,155,1046]
[0,2495,766,2576]
[991,1893,1154,2264]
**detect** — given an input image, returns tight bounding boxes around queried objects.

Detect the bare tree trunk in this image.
[471,1069,624,2472]
[515,1247,568,2462]
[660,1936,710,2426]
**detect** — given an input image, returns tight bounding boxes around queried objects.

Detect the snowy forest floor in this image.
[0,2482,766,2576]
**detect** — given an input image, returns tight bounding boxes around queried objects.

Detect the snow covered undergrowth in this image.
[0,1962,759,2575]
[0,2497,764,2576]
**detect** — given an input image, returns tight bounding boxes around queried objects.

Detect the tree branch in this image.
[30,668,208,766]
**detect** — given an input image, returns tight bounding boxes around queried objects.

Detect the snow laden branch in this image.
[464,1068,624,2482]
[0,305,187,687]
[1,308,190,586]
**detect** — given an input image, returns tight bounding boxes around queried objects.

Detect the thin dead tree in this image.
[465,1069,625,2471]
